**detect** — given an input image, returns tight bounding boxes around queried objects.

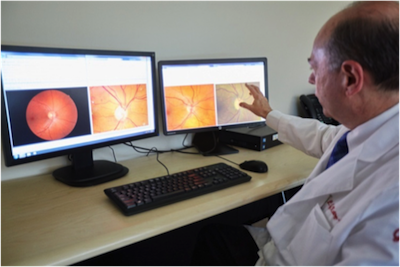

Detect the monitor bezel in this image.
[158,57,268,136]
[1,45,159,167]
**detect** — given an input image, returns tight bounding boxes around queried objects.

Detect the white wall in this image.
[1,1,351,181]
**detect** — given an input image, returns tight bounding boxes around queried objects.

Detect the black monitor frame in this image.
[158,57,268,156]
[1,45,159,186]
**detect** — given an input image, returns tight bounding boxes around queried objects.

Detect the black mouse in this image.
[239,160,268,173]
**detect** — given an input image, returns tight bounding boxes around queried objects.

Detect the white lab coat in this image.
[249,104,399,265]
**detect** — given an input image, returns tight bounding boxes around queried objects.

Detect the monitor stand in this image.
[192,131,238,156]
[53,150,128,187]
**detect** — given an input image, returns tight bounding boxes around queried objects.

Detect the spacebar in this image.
[152,189,186,201]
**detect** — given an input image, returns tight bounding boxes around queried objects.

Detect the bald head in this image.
[318,1,399,41]
[316,1,399,91]
[346,1,399,19]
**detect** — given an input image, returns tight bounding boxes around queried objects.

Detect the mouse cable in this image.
[214,155,239,166]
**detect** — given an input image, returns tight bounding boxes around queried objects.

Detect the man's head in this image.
[308,1,399,129]
[326,1,399,91]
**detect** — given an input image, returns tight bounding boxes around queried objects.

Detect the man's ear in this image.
[340,60,364,96]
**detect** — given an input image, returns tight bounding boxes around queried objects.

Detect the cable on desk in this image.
[148,147,170,176]
[125,142,170,154]
[124,141,200,155]
[123,143,171,175]
[122,134,225,174]
[214,155,240,166]
[66,136,198,169]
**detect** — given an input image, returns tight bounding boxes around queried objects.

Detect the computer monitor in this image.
[158,57,268,156]
[1,45,158,186]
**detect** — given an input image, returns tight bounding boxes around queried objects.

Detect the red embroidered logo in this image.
[327,199,341,222]
[393,228,399,242]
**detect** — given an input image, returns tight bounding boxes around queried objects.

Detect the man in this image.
[192,1,399,265]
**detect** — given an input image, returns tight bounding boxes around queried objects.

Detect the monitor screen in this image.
[158,57,268,155]
[1,45,158,186]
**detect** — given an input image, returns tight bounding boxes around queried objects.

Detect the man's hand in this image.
[239,83,273,119]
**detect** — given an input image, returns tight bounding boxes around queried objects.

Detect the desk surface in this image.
[2,144,318,266]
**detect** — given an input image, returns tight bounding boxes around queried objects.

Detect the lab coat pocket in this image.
[287,204,333,265]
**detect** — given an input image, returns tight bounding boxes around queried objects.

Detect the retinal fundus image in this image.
[216,82,262,124]
[90,84,149,133]
[26,90,78,140]
[165,84,217,130]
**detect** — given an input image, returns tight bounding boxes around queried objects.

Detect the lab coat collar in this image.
[289,154,356,203]
[355,104,399,162]
[285,105,399,204]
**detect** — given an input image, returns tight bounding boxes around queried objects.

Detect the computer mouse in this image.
[239,160,268,173]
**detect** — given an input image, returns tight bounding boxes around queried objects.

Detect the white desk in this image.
[1,144,318,266]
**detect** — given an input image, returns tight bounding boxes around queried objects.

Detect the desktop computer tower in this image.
[220,125,282,151]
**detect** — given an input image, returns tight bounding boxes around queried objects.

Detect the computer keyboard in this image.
[104,162,252,216]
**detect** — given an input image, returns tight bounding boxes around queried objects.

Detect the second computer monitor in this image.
[158,57,268,155]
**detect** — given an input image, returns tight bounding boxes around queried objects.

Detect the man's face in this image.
[308,44,343,120]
